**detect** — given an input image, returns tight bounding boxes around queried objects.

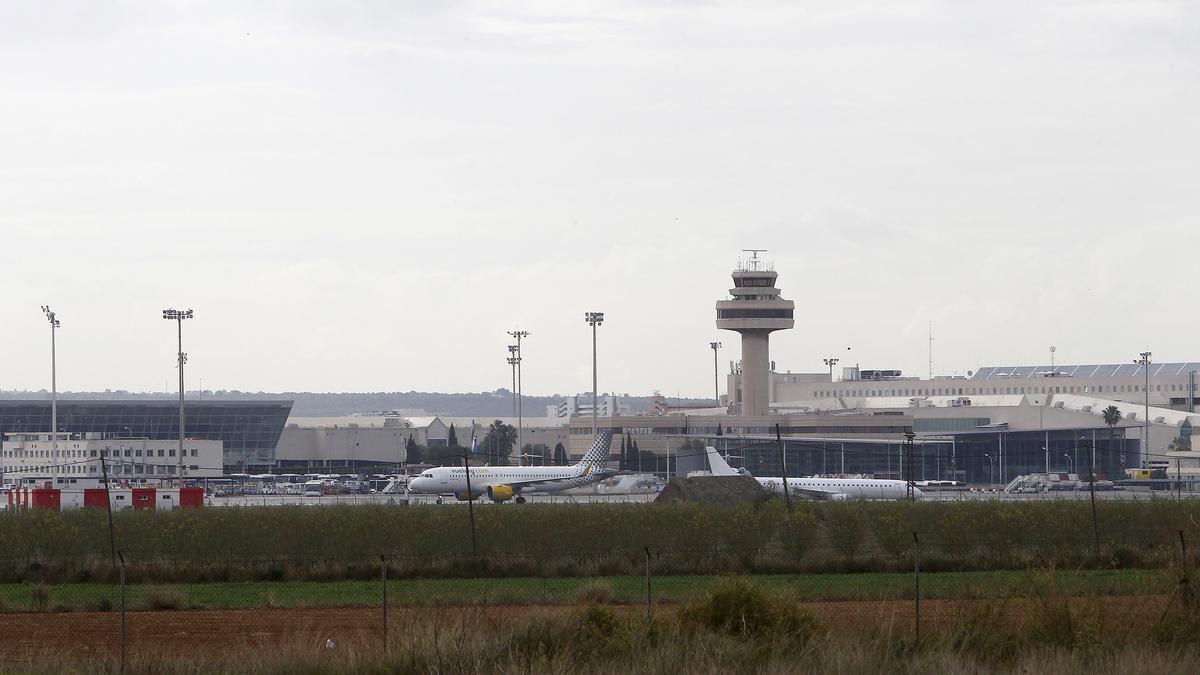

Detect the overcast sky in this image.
[2,0,1197,397]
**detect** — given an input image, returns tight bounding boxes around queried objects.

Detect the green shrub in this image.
[143,587,186,611]
[679,578,819,640]
[574,581,614,605]
[30,583,50,612]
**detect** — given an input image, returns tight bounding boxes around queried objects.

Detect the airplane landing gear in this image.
[435,497,443,505]
[515,496,526,504]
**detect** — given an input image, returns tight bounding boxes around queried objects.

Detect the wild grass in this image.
[2,595,1200,674]
[0,500,1197,583]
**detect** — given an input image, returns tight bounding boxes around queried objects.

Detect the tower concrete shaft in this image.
[715,254,794,417]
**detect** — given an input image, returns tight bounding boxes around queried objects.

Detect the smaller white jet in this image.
[705,446,921,501]
[408,431,614,503]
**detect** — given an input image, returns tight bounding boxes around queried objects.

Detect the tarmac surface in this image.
[200,487,1200,507]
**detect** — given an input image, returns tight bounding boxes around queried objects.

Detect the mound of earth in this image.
[654,475,772,505]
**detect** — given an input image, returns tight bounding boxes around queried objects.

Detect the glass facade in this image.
[705,428,1137,484]
[0,400,292,472]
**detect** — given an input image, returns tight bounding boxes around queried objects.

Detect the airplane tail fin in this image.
[706,446,740,476]
[575,430,614,471]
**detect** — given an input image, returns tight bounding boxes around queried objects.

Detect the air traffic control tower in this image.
[715,251,795,417]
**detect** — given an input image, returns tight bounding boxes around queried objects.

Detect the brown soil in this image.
[0,595,1172,660]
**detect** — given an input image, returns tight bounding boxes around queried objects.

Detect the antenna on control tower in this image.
[741,249,768,271]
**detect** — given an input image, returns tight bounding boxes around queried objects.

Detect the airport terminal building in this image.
[0,400,292,473]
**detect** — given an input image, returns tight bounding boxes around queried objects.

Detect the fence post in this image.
[1180,531,1195,608]
[381,554,389,653]
[118,550,126,674]
[644,547,652,622]
[912,532,920,645]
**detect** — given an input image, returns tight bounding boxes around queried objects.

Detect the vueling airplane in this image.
[705,446,921,501]
[408,431,614,503]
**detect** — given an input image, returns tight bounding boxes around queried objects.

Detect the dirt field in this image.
[0,593,1174,661]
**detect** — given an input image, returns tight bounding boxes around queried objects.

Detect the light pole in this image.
[41,306,61,486]
[1063,453,1074,474]
[508,331,529,466]
[584,313,604,440]
[1134,351,1151,471]
[823,357,839,382]
[709,342,722,406]
[163,308,194,484]
[507,345,518,417]
[983,452,993,486]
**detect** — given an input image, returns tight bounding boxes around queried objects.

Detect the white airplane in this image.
[408,431,615,503]
[705,446,921,501]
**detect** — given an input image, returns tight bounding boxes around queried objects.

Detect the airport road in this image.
[205,492,661,507]
[202,488,1200,507]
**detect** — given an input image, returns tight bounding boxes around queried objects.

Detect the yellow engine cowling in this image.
[487,484,515,503]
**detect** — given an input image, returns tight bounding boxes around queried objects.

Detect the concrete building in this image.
[731,362,1200,414]
[1,432,223,486]
[715,252,794,417]
[276,415,568,471]
[547,395,631,418]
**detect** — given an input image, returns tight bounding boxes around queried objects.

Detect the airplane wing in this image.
[788,487,843,501]
[762,479,843,501]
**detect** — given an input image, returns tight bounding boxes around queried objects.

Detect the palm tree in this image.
[1102,405,1123,474]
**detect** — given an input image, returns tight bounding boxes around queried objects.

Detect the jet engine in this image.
[487,484,515,503]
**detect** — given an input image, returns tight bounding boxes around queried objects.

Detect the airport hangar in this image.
[0,400,292,475]
[275,415,570,472]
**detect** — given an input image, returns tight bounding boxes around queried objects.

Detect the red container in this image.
[83,488,109,509]
[30,488,61,511]
[179,487,204,509]
[131,487,157,510]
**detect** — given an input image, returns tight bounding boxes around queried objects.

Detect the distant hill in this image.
[0,390,715,418]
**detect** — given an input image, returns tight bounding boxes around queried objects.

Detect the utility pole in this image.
[905,431,916,501]
[710,342,722,406]
[163,308,193,485]
[41,306,61,487]
[1135,351,1152,469]
[584,313,604,441]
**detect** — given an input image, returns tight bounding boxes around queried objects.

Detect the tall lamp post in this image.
[163,308,194,484]
[823,357,839,382]
[584,312,604,440]
[983,452,993,486]
[508,331,529,466]
[709,342,722,406]
[1134,351,1151,469]
[41,306,61,486]
[507,345,518,416]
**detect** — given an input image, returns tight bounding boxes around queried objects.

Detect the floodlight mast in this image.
[41,306,61,486]
[710,342,722,406]
[1134,351,1151,473]
[584,313,604,440]
[507,331,529,465]
[163,308,194,485]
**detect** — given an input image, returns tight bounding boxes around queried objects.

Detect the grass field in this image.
[0,568,1173,613]
[2,500,1199,585]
